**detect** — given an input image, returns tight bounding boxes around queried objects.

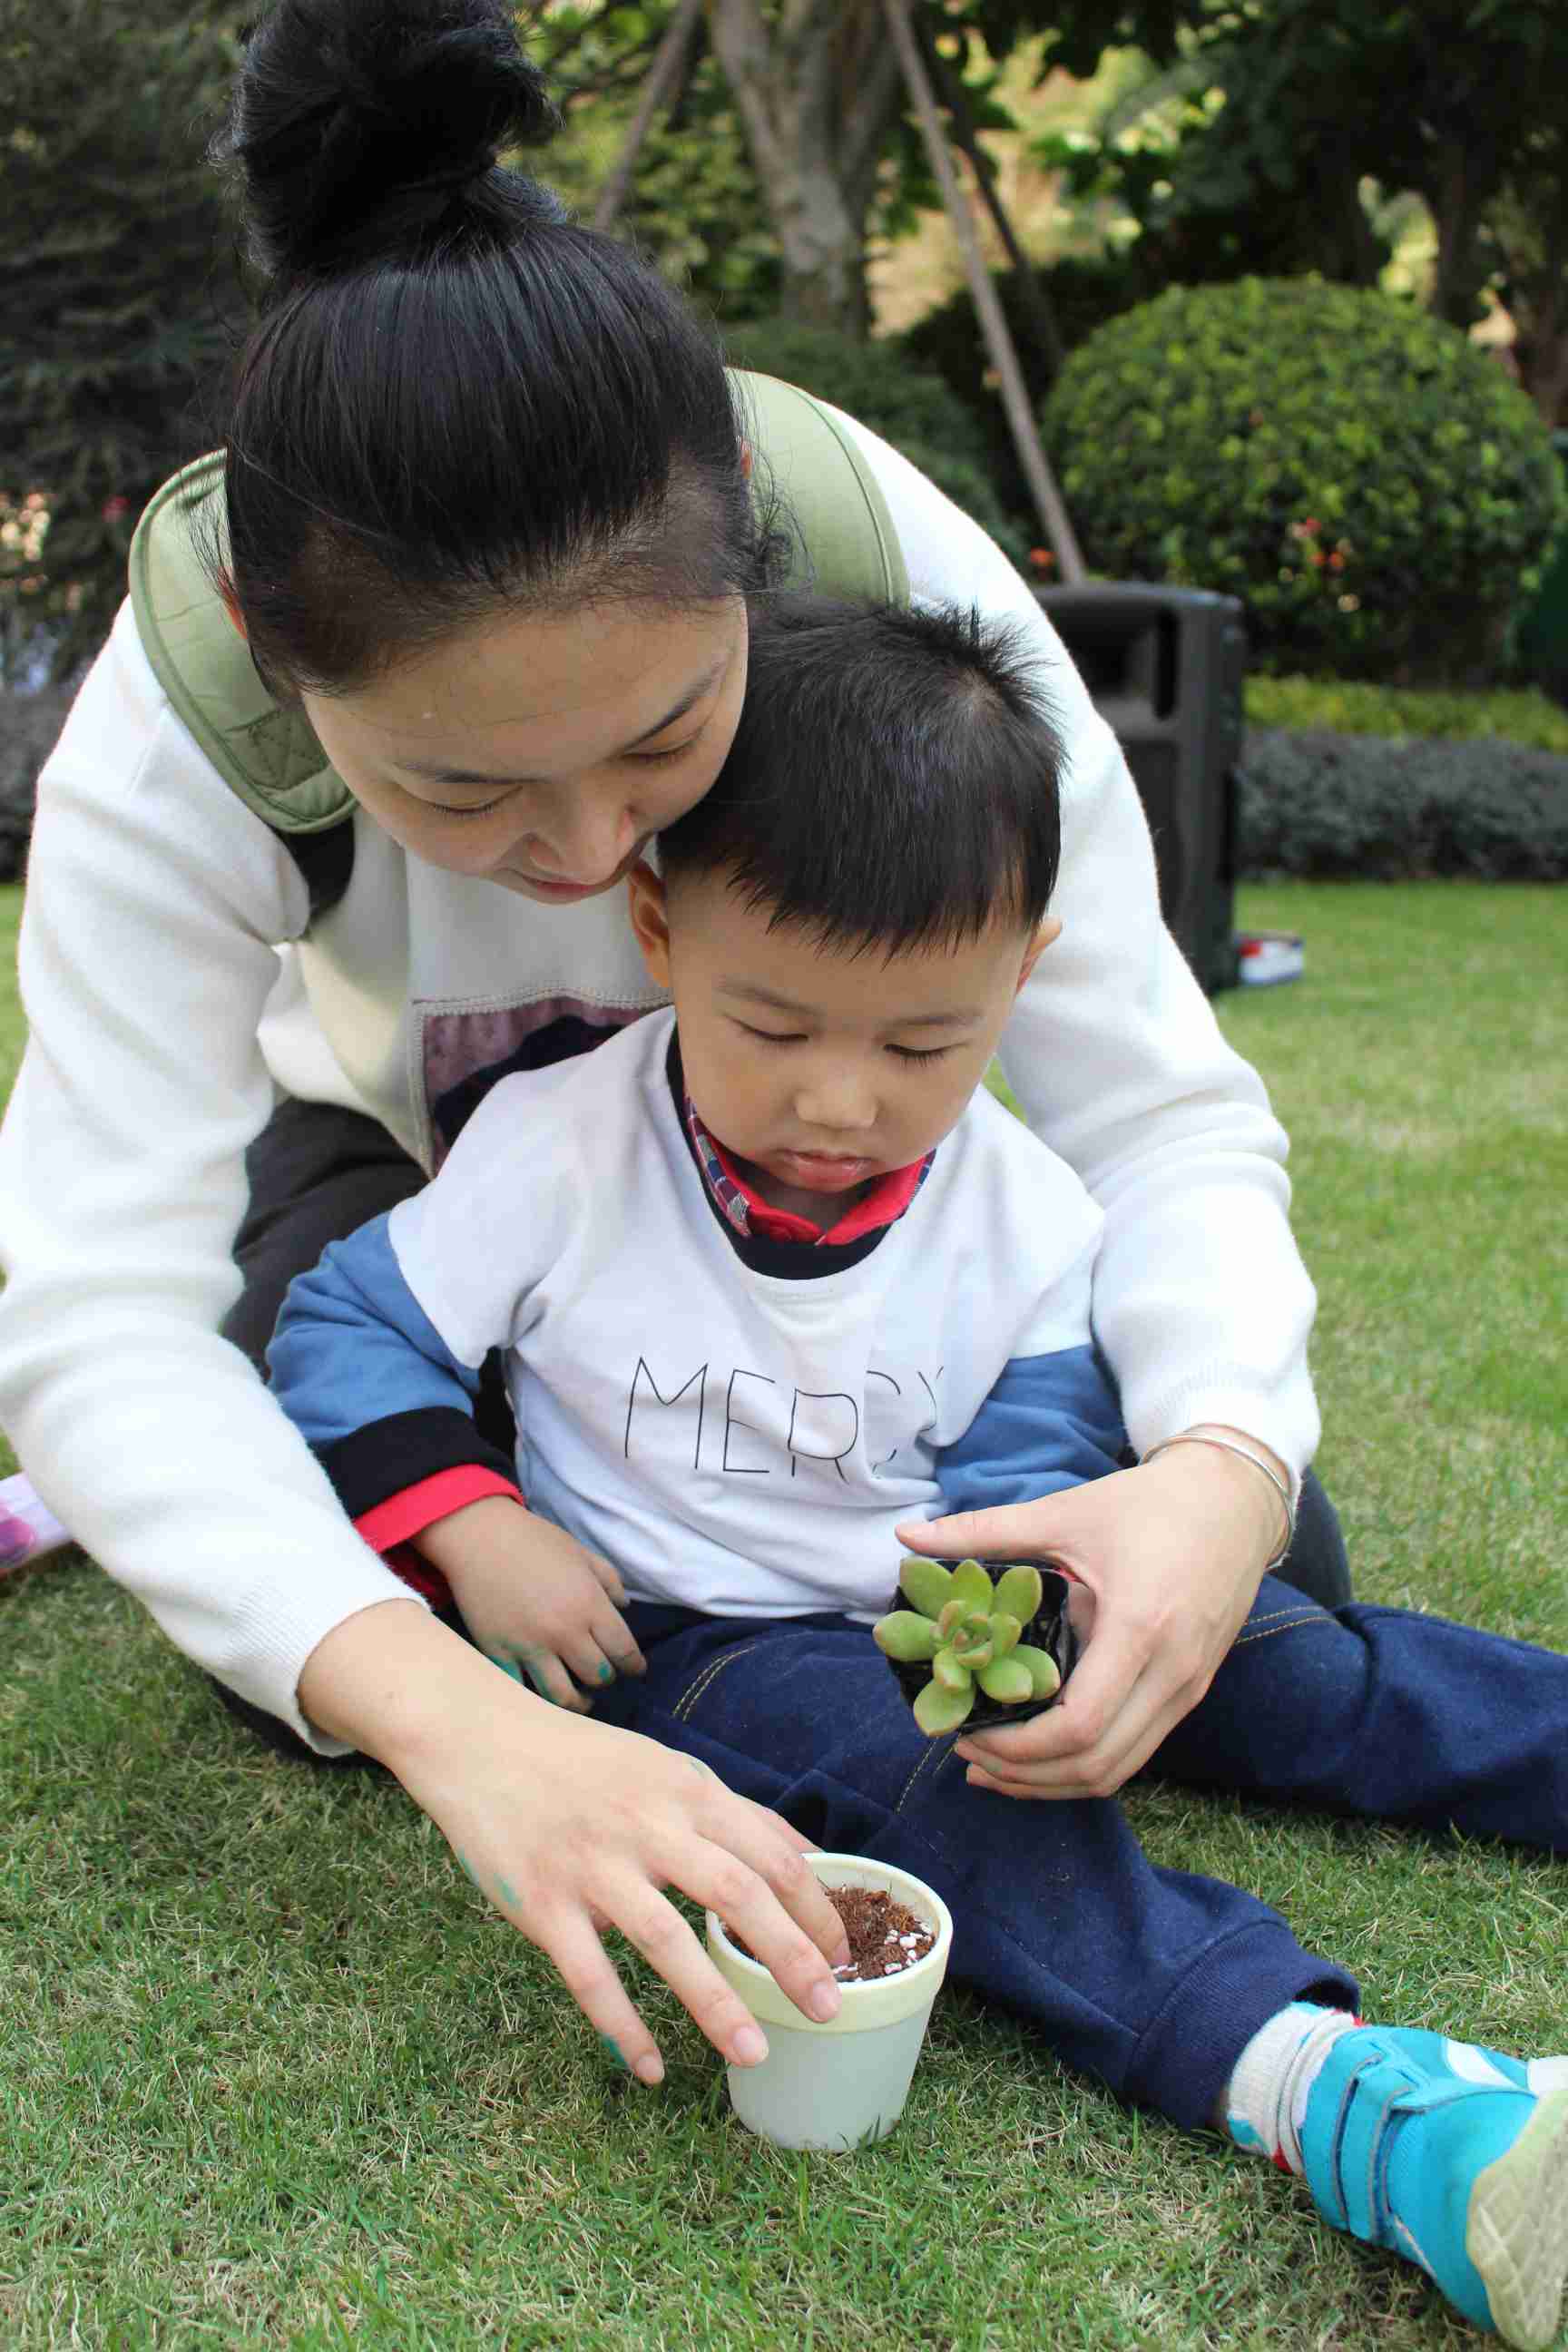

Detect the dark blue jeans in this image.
[594,1578,1568,2132]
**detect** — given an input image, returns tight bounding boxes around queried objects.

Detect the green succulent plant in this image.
[873,1557,1062,1737]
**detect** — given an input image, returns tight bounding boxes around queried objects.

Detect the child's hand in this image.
[417,1495,646,1710]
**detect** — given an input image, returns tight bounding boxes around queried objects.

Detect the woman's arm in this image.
[297,1596,850,2082]
[843,418,1320,1789]
[835,411,1319,1478]
[0,608,851,2056]
[0,603,429,1755]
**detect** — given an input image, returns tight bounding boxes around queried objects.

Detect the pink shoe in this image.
[0,1475,71,1576]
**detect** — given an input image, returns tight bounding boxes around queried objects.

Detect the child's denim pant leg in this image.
[1153,1576,1568,1850]
[597,1577,1568,2135]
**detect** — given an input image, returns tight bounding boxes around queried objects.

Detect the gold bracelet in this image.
[1141,1433,1296,1569]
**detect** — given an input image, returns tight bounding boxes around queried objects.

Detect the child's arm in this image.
[933,1231,1126,1516]
[270,1157,644,1706]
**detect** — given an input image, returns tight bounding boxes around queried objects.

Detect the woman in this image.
[0,0,1337,2088]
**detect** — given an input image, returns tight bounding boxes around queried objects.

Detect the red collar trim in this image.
[691,1110,931,1245]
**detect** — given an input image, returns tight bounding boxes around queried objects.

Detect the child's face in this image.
[629,864,1055,1210]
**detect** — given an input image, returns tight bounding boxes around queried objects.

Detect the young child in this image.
[270,598,1568,2348]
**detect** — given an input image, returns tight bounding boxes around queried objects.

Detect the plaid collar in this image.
[682,1094,934,1247]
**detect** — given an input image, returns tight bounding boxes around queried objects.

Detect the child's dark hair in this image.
[658,599,1063,955]
[208,0,777,694]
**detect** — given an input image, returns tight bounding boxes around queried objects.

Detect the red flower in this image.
[101,495,130,524]
[1029,547,1055,572]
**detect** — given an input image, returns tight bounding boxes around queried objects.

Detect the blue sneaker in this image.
[1299,2025,1568,2347]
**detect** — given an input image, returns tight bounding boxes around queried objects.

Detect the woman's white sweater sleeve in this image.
[0,605,427,1753]
[836,415,1320,1481]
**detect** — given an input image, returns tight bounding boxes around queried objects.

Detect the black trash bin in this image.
[1036,583,1245,995]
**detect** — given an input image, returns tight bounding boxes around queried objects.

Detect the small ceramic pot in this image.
[707,1851,954,2151]
[882,1560,1081,1735]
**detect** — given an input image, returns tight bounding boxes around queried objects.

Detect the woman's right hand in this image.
[298,1599,850,2084]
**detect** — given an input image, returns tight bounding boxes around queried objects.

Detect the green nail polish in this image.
[599,1662,615,1683]
[518,1649,555,1703]
[597,2032,629,2069]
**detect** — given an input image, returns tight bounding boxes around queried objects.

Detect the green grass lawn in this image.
[1,880,1564,2350]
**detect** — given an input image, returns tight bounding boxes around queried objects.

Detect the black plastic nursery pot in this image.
[881,1561,1082,1736]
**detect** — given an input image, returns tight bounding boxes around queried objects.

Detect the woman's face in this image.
[300,596,749,907]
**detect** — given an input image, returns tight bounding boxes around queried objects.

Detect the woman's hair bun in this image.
[220,0,563,281]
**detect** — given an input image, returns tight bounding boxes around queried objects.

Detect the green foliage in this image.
[0,0,246,678]
[1245,676,1568,754]
[953,0,1192,82]
[902,256,1155,403]
[1035,0,1568,418]
[1240,728,1568,880]
[721,320,1032,572]
[725,321,993,469]
[874,1557,1060,1736]
[1044,279,1568,681]
[896,256,1155,516]
[539,10,780,325]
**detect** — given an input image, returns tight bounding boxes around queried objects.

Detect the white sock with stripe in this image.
[1224,2005,1568,2177]
[1223,2002,1358,2172]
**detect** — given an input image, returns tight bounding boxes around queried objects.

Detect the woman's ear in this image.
[625,859,673,987]
[1015,916,1062,994]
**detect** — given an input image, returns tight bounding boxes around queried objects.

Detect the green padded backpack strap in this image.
[128,452,352,837]
[730,368,909,606]
[126,370,907,855]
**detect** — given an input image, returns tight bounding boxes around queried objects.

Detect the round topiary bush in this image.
[722,319,1032,573]
[1042,278,1568,681]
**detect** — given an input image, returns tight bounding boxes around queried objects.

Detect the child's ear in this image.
[626,859,673,987]
[1014,916,1062,994]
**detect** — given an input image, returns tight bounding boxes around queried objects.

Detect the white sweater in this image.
[0,416,1318,1752]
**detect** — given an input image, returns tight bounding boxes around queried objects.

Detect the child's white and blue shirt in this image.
[270,1009,1126,1622]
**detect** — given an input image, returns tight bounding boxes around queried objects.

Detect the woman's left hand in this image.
[895,1433,1288,1800]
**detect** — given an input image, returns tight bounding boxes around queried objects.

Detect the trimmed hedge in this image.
[1044,279,1567,684]
[1245,674,1568,753]
[1239,727,1568,879]
[722,320,1032,573]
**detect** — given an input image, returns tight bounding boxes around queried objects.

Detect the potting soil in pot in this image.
[731,1886,936,1982]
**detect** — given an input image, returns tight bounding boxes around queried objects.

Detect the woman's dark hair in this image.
[207,0,775,694]
[658,598,1064,955]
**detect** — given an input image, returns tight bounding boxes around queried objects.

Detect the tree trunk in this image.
[1503,196,1568,432]
[1427,139,1493,328]
[1514,298,1568,432]
[707,0,900,338]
